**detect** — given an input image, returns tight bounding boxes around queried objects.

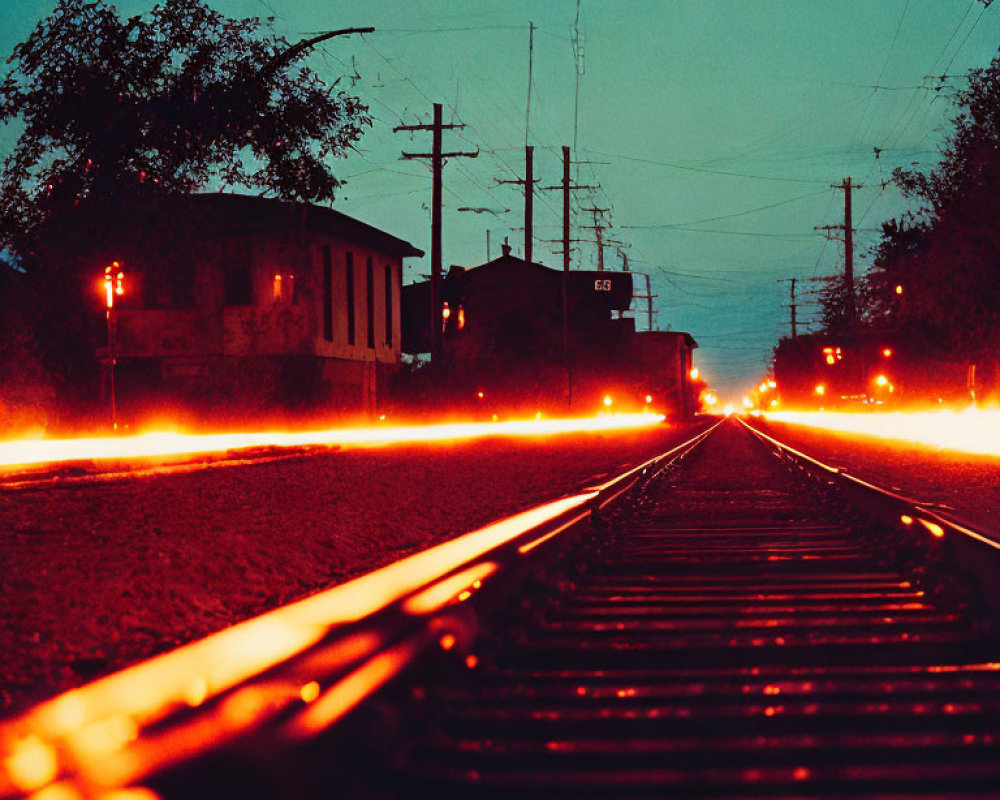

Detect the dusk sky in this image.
[2,0,998,397]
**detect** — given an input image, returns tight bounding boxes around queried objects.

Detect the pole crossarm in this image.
[402,150,479,159]
[393,122,466,132]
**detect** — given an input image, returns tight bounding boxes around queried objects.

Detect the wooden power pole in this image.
[815,177,863,326]
[780,277,799,338]
[581,206,610,271]
[496,146,537,263]
[541,146,597,408]
[395,103,478,361]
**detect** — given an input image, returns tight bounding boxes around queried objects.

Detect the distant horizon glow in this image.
[767,407,1000,457]
[0,413,666,470]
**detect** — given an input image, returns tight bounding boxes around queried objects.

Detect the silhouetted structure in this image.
[101,194,422,420]
[401,250,697,416]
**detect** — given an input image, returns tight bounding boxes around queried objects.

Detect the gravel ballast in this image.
[757,418,1000,534]
[0,422,705,717]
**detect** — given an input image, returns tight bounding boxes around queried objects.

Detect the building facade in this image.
[104,193,422,420]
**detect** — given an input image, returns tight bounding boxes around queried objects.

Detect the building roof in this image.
[440,253,633,308]
[635,330,699,350]
[188,193,424,258]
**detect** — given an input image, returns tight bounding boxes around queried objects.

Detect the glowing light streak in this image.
[282,635,423,740]
[767,407,1000,457]
[402,562,498,615]
[0,414,665,471]
[0,491,597,793]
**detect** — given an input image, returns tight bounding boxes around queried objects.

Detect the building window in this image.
[224,265,253,305]
[271,272,295,303]
[346,251,355,345]
[366,256,375,349]
[322,245,333,342]
[384,264,393,346]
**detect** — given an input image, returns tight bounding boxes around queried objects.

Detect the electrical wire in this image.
[590,150,832,185]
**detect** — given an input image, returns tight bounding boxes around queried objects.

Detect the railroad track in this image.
[3,416,1000,799]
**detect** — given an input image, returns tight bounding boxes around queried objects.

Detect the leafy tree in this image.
[883,51,1000,366]
[0,0,369,262]
[0,0,369,424]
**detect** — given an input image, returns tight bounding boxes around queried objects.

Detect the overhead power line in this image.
[590,150,832,184]
[622,189,830,230]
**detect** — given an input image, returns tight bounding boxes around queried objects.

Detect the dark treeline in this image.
[775,50,1000,406]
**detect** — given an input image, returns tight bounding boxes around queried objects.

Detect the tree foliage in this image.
[0,0,369,261]
[819,50,1000,365]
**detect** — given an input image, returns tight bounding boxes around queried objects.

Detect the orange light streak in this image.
[0,414,665,471]
[402,562,498,615]
[767,407,1000,457]
[0,491,597,793]
[283,636,422,741]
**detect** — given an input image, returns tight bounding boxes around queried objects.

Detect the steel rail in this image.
[0,420,720,799]
[739,414,1000,612]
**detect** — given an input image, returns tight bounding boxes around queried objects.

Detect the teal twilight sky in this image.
[2,1,998,396]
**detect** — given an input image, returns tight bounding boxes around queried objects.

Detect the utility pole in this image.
[839,177,858,322]
[395,103,478,361]
[525,21,535,148]
[496,146,538,263]
[580,206,610,270]
[540,146,598,408]
[779,277,798,338]
[633,274,658,332]
[817,178,863,323]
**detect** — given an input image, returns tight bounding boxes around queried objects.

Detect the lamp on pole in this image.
[104,261,124,431]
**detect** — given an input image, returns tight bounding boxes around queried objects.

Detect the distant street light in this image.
[103,261,124,431]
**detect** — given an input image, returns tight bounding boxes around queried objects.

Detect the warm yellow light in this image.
[703,392,718,407]
[767,380,777,389]
[895,284,903,295]
[882,348,893,358]
[815,384,825,395]
[603,395,613,407]
[476,391,484,399]
[769,399,778,407]
[4,735,59,792]
[875,374,889,387]
[742,396,752,408]
[758,383,768,393]
[644,394,652,404]
[441,302,451,320]
[689,367,700,380]
[0,415,667,470]
[300,682,321,703]
[722,403,735,416]
[766,407,1000,457]
[825,354,836,365]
